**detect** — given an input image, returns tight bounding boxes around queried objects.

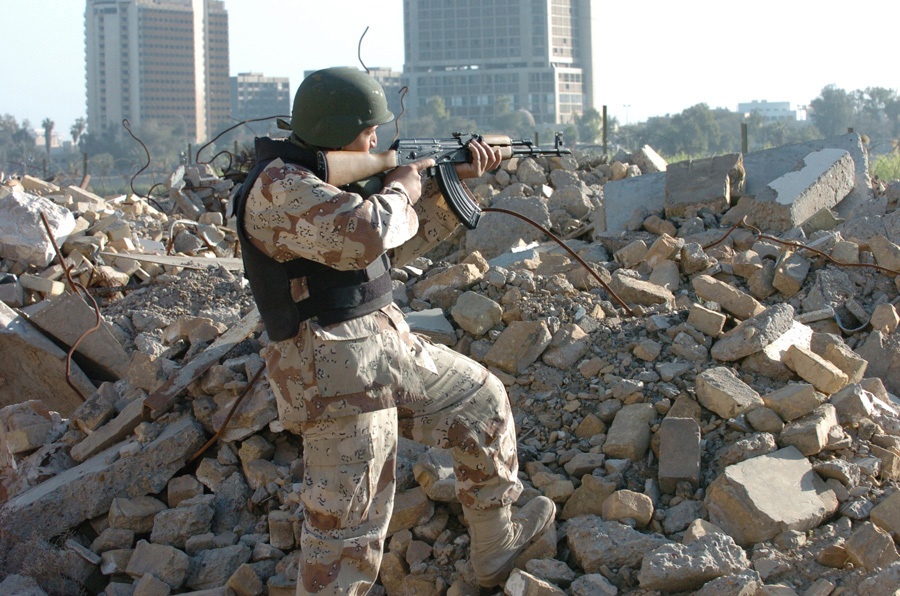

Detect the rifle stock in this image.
[322,149,398,187]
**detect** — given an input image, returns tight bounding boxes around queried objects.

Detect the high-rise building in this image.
[402,0,601,127]
[85,0,230,143]
[230,72,291,123]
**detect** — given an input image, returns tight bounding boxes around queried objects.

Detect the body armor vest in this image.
[234,137,393,341]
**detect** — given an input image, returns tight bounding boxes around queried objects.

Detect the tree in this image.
[70,117,86,149]
[576,108,603,145]
[42,118,55,156]
[810,85,855,137]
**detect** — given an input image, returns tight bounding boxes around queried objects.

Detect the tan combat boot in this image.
[464,495,556,587]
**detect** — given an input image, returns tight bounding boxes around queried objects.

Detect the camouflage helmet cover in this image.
[290,67,394,148]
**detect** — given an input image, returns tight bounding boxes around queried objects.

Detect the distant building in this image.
[230,72,291,122]
[402,0,602,127]
[738,100,797,121]
[85,0,230,143]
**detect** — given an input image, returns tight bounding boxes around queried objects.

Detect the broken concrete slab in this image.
[24,291,130,381]
[0,415,205,542]
[704,446,837,546]
[566,516,669,572]
[664,153,745,218]
[739,133,872,219]
[741,148,856,232]
[637,532,750,592]
[0,301,94,417]
[595,171,666,234]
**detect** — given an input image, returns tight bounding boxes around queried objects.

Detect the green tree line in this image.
[2,84,898,195]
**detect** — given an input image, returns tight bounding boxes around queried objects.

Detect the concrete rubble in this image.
[1,134,900,595]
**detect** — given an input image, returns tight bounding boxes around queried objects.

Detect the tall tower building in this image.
[85,0,230,143]
[403,0,601,127]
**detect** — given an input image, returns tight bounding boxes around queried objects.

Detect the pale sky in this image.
[1,0,898,137]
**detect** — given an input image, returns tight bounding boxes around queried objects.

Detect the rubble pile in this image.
[1,133,900,595]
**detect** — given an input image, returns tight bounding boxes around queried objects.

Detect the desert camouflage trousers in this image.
[294,341,523,595]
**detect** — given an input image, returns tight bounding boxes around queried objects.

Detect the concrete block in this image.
[785,345,849,394]
[607,271,675,307]
[692,274,765,320]
[602,489,653,527]
[665,153,744,218]
[597,171,666,234]
[450,291,502,336]
[843,522,900,572]
[762,383,822,422]
[710,303,795,361]
[869,234,900,273]
[603,403,656,461]
[870,489,900,540]
[779,403,839,456]
[743,148,855,232]
[772,251,811,296]
[695,367,764,419]
[0,416,205,542]
[613,239,649,269]
[658,417,701,493]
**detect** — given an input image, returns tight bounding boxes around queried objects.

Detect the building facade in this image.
[85,0,230,143]
[737,100,798,122]
[230,72,291,122]
[402,0,601,128]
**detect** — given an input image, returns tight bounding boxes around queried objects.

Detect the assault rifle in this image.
[319,132,571,229]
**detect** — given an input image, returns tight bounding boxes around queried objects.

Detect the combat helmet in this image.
[289,67,394,149]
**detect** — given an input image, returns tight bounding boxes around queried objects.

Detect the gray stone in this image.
[637,532,750,591]
[658,417,701,493]
[150,497,215,549]
[711,303,795,362]
[483,320,552,374]
[704,446,837,546]
[566,516,669,572]
[466,195,551,260]
[125,540,190,590]
[26,291,130,381]
[603,403,656,461]
[450,291,502,336]
[184,544,252,591]
[695,367,764,419]
[541,323,591,369]
[739,133,871,220]
[405,308,458,346]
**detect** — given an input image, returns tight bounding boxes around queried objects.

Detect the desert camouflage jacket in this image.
[242,156,460,427]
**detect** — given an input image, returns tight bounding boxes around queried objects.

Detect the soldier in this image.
[234,67,555,595]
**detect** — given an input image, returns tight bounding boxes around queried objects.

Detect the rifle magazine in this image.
[434,162,481,229]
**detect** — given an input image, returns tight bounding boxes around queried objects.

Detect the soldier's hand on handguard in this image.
[455,138,503,180]
[384,158,436,204]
